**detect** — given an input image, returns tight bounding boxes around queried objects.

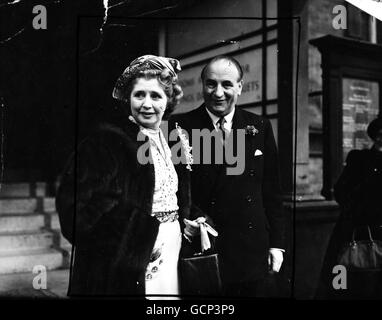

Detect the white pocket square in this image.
[254,149,263,156]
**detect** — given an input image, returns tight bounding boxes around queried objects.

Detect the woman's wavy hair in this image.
[114,67,183,120]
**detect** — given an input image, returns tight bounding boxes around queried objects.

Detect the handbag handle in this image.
[351,225,375,244]
[200,222,218,252]
[184,218,218,254]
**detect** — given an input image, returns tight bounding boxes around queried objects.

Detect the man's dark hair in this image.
[200,55,244,82]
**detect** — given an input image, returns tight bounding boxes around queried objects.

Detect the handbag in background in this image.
[337,226,382,269]
[337,225,382,298]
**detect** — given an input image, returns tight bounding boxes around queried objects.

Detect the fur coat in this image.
[56,119,197,296]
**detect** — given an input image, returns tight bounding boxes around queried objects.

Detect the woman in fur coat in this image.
[56,55,204,297]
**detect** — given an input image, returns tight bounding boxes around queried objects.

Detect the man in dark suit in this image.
[170,55,286,297]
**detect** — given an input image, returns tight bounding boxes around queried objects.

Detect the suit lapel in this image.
[231,107,247,131]
[192,105,215,131]
[189,106,222,197]
[229,107,248,158]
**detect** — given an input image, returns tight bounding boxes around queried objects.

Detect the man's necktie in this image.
[217,117,227,164]
[217,117,227,142]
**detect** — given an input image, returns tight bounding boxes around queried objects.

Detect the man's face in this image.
[202,59,243,117]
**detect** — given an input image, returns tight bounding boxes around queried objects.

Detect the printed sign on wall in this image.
[342,78,380,161]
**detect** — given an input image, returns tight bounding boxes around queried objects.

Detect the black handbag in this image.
[180,222,223,297]
[336,226,382,298]
[180,253,223,297]
[337,226,382,269]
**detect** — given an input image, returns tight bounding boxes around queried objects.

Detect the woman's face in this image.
[130,78,168,130]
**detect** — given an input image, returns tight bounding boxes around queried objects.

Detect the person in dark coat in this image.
[56,55,204,297]
[169,55,286,297]
[316,116,382,299]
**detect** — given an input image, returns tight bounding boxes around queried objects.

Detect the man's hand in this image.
[268,248,284,273]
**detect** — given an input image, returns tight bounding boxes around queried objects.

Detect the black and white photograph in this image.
[0,0,382,307]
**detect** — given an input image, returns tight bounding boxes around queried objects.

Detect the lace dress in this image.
[140,127,182,300]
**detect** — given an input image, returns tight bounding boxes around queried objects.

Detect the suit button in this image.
[249,169,255,176]
[246,195,253,203]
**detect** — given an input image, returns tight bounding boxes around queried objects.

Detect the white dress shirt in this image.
[205,107,235,133]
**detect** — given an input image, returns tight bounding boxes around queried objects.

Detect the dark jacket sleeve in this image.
[333,150,362,207]
[262,118,286,249]
[55,134,122,244]
[333,150,373,225]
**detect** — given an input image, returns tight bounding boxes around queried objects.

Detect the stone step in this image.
[0,231,54,253]
[0,197,56,215]
[0,248,63,274]
[61,246,72,269]
[51,214,72,249]
[0,214,45,232]
[43,198,56,213]
[0,198,38,214]
[0,182,48,198]
[43,212,72,249]
[36,183,48,197]
[0,268,69,297]
[48,212,60,230]
[58,232,71,249]
[49,228,71,248]
[0,183,30,198]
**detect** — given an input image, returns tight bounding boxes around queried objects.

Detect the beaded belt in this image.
[151,210,179,223]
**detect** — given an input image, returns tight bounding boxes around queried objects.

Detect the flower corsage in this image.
[245,125,259,136]
[175,122,193,171]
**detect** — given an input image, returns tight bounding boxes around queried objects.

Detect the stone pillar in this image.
[295,1,312,199]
